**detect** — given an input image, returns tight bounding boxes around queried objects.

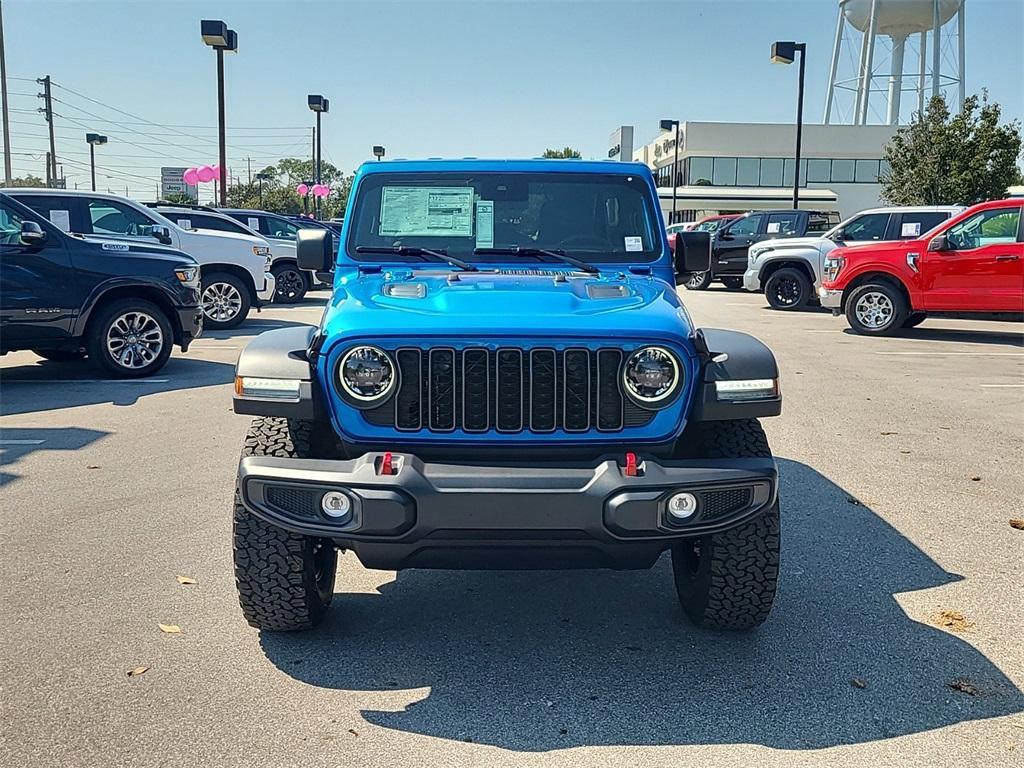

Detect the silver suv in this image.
[743,206,962,310]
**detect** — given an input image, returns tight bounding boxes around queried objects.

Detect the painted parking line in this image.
[0,439,46,445]
[2,378,170,385]
[874,351,1024,357]
[980,383,1024,388]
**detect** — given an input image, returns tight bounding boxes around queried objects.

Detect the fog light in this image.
[667,492,698,521]
[321,491,352,520]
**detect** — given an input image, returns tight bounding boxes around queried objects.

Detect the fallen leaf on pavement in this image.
[899,450,912,454]
[970,476,981,482]
[933,610,973,632]
[850,678,868,689]
[947,679,979,696]
[158,623,182,634]
[86,465,101,470]
[348,729,359,737]
[175,575,198,585]
[880,431,898,436]
[127,666,149,677]
[1009,519,1024,531]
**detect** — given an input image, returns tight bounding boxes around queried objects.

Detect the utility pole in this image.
[0,0,13,185]
[246,156,251,185]
[37,75,57,185]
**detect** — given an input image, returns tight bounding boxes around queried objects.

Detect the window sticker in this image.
[901,221,921,237]
[379,186,474,237]
[247,217,260,231]
[179,218,192,230]
[475,200,494,248]
[49,209,71,232]
[766,221,781,234]
[624,236,643,252]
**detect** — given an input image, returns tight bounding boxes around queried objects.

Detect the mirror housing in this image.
[927,234,948,252]
[674,232,712,274]
[145,225,172,245]
[19,220,47,246]
[718,230,734,241]
[831,228,846,241]
[297,228,334,272]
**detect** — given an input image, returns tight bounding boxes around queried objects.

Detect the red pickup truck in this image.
[819,199,1024,335]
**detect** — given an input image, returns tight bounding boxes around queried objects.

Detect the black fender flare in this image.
[73,278,188,338]
[690,328,782,421]
[233,325,323,420]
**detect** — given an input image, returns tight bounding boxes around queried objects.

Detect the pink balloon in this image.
[314,184,330,198]
[182,168,199,185]
[210,163,220,175]
[196,165,215,183]
[296,183,309,196]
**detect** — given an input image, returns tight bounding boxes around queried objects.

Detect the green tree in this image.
[225,158,352,219]
[881,93,1023,206]
[7,174,45,188]
[163,192,197,205]
[542,147,582,159]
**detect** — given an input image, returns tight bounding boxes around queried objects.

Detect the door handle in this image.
[995,255,1020,262]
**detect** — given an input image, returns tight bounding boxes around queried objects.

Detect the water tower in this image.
[824,0,966,125]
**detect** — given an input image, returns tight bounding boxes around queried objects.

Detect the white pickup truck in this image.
[4,189,275,329]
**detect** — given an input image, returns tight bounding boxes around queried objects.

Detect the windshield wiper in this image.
[355,245,478,272]
[473,246,599,274]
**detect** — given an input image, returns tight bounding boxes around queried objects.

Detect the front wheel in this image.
[681,271,713,291]
[764,268,811,311]
[233,417,337,631]
[845,281,908,336]
[202,272,250,329]
[272,263,310,304]
[86,299,173,378]
[671,419,780,630]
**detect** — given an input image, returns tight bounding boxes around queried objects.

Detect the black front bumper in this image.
[175,304,203,351]
[237,453,777,570]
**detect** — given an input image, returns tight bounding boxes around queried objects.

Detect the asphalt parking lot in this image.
[2,287,1022,768]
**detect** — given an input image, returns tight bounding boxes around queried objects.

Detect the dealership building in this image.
[617,122,899,223]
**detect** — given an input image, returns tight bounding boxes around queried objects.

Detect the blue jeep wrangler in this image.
[231,159,782,631]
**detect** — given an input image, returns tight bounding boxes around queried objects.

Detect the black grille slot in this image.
[428,348,456,431]
[563,349,591,432]
[496,349,524,432]
[529,349,557,432]
[596,349,624,431]
[700,487,753,520]
[462,348,490,432]
[266,486,321,519]
[395,349,423,430]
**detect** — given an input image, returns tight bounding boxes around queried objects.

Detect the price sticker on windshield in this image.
[624,236,643,252]
[380,186,474,237]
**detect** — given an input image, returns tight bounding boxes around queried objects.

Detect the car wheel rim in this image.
[202,282,242,322]
[106,311,164,369]
[854,291,894,328]
[276,269,304,300]
[686,272,707,289]
[773,277,801,305]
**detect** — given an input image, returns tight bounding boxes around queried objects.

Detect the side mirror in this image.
[145,225,172,245]
[19,220,47,246]
[927,234,948,252]
[674,232,712,274]
[718,230,734,241]
[832,228,846,241]
[297,228,334,272]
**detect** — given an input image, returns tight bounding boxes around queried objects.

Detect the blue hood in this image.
[319,269,693,347]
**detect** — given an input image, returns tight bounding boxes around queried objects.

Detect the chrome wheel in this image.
[202,281,243,323]
[105,311,164,370]
[854,291,894,329]
[685,271,709,289]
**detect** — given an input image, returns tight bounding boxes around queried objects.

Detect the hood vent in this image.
[383,283,427,299]
[587,284,629,299]
[497,269,566,276]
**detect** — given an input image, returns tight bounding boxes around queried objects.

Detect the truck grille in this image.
[362,346,655,434]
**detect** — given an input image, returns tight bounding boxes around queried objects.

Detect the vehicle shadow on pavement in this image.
[0,426,108,486]
[0,357,236,416]
[841,327,1024,346]
[259,458,1024,751]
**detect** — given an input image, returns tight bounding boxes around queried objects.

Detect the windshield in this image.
[346,171,662,264]
[694,217,733,233]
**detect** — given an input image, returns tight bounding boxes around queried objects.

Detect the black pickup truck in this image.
[0,192,202,377]
[681,208,840,290]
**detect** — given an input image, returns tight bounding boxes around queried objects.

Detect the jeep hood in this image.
[320,270,692,342]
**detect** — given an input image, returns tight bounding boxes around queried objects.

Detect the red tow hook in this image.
[379,451,396,476]
[624,451,639,477]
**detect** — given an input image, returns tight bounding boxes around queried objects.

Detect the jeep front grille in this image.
[362,346,655,434]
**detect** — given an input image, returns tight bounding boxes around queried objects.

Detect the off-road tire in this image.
[34,348,87,362]
[720,276,744,290]
[764,267,811,311]
[845,281,908,336]
[902,312,927,329]
[85,298,173,378]
[272,263,310,304]
[233,417,337,631]
[672,419,780,630]
[682,270,713,290]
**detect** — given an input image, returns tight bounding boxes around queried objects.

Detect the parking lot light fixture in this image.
[659,119,680,225]
[85,133,107,192]
[307,95,329,218]
[373,145,385,161]
[771,41,807,209]
[201,20,238,206]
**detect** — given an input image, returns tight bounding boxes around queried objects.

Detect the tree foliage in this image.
[542,147,582,159]
[881,93,1023,206]
[225,158,352,218]
[7,175,46,188]
[163,192,197,205]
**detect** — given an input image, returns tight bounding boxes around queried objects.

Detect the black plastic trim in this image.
[232,326,322,419]
[691,327,782,421]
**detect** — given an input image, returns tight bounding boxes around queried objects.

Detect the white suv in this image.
[4,189,275,329]
[742,205,963,310]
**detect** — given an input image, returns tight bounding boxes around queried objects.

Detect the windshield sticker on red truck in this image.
[379,186,474,237]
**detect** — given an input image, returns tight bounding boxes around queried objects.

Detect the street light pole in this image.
[85,133,107,192]
[307,95,329,219]
[0,0,12,186]
[373,145,385,161]
[201,20,237,206]
[771,41,807,209]
[659,119,680,224]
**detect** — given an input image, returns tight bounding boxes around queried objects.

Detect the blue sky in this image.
[3,0,1021,197]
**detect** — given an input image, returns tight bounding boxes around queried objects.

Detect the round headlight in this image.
[338,345,396,404]
[622,346,681,406]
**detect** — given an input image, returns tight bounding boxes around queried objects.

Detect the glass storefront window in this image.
[855,159,880,183]
[736,158,759,186]
[783,158,808,187]
[759,158,784,186]
[688,157,713,185]
[807,159,831,183]
[831,159,856,183]
[712,157,737,186]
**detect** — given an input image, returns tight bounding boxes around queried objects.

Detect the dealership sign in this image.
[160,167,198,199]
[608,126,634,161]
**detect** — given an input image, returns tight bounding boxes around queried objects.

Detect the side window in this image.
[13,195,76,233]
[191,214,247,234]
[264,217,298,238]
[945,208,1021,250]
[766,212,800,237]
[806,213,836,234]
[842,213,890,241]
[87,199,154,236]
[0,200,30,246]
[727,215,762,237]
[897,211,951,239]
